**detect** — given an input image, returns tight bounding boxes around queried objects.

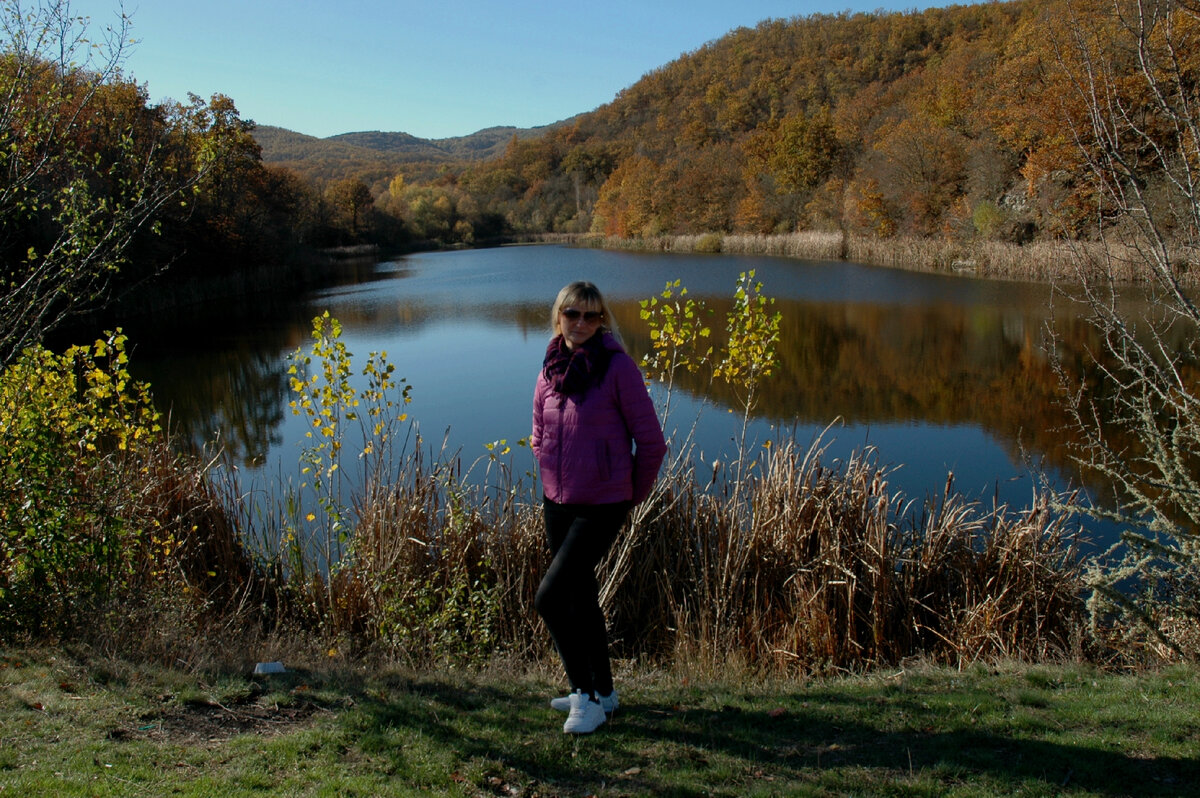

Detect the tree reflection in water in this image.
[138,345,291,467]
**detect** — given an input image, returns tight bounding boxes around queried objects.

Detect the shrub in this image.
[0,332,161,635]
[694,233,723,253]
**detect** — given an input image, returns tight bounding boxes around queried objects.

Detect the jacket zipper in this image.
[554,394,566,501]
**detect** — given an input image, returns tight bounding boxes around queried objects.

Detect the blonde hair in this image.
[550,281,620,340]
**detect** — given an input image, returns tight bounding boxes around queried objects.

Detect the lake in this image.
[123,244,1116,540]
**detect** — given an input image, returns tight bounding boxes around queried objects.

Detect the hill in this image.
[254,120,573,186]
[332,122,572,160]
[455,1,1043,238]
[253,0,1178,253]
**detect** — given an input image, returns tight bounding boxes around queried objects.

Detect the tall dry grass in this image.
[598,436,1085,674]
[63,440,272,667]
[41,305,1089,672]
[71,423,1086,674]
[338,449,549,663]
[720,232,846,260]
[238,429,1085,673]
[540,232,1193,286]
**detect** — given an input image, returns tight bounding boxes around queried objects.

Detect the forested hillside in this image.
[456,0,1053,240]
[254,0,1177,251]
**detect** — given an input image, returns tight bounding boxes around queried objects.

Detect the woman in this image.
[532,281,667,734]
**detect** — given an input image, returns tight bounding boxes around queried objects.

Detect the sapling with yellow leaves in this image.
[285,312,411,619]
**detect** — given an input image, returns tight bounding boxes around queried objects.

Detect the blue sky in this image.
[69,0,956,140]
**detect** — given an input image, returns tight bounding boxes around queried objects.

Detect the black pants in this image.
[535,498,629,698]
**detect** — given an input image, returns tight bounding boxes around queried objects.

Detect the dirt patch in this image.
[113,698,326,745]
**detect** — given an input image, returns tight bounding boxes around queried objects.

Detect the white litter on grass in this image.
[253,661,286,675]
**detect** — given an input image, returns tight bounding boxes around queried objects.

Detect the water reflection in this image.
[613,296,1081,479]
[142,344,291,465]
[122,245,1139,523]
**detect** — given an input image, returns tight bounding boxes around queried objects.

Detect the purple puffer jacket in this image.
[532,334,667,506]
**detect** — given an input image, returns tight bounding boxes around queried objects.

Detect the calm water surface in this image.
[127,244,1114,540]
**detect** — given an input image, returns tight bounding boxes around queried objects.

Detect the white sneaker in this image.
[562,691,606,734]
[551,688,618,714]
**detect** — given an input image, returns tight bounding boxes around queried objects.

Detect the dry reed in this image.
[65,440,272,667]
[341,448,549,664]
[73,426,1087,674]
[539,232,1195,286]
[598,437,1085,675]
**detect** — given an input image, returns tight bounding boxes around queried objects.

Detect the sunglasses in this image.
[561,308,604,323]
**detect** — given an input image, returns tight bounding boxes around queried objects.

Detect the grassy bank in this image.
[2,648,1197,797]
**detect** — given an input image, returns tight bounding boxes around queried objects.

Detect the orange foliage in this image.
[251,0,1180,247]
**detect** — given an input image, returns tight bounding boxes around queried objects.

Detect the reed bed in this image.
[34,439,270,666]
[597,438,1085,674]
[12,282,1100,677]
[720,231,846,259]
[31,423,1088,674]
[338,450,549,663]
[540,232,1196,286]
[12,319,1087,673]
[194,430,1087,674]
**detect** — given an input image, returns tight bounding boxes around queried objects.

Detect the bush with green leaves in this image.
[280,311,411,623]
[280,313,516,661]
[0,331,161,635]
[639,271,780,497]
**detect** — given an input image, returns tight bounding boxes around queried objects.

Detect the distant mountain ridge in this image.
[331,124,567,158]
[254,119,574,185]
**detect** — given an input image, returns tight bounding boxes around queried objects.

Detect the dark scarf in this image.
[542,333,614,396]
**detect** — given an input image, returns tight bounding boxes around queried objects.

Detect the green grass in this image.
[2,650,1198,797]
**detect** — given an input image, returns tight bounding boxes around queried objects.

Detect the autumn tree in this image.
[764,107,843,195]
[172,93,262,219]
[402,185,456,242]
[662,144,743,233]
[146,91,307,271]
[740,106,847,232]
[325,177,375,238]
[590,155,664,237]
[559,143,616,224]
[0,0,194,364]
[375,173,407,217]
[871,116,969,236]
